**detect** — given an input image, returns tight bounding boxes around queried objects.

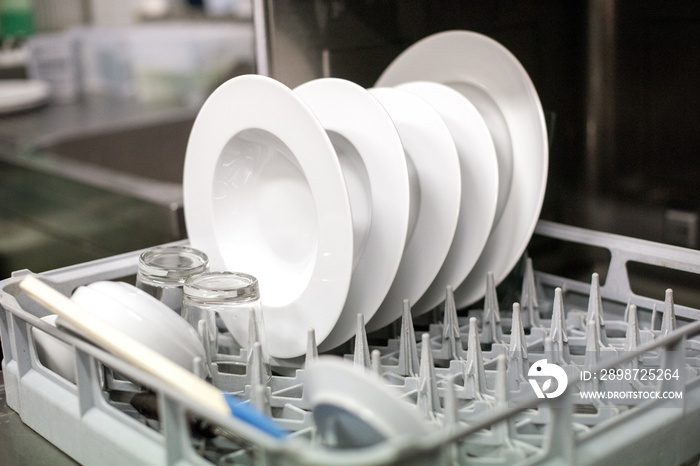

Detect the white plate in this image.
[366,87,461,332]
[294,78,411,350]
[377,31,548,307]
[184,75,354,358]
[397,81,499,316]
[0,79,49,115]
[305,357,430,448]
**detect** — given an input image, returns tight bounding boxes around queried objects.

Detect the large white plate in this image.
[295,78,411,350]
[305,357,430,448]
[184,74,354,358]
[398,81,499,316]
[377,31,548,307]
[366,87,461,332]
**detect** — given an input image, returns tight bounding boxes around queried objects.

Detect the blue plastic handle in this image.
[223,393,288,439]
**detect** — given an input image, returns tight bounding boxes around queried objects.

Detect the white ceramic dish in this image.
[294,78,411,350]
[0,79,49,115]
[377,31,548,307]
[71,281,206,374]
[90,281,203,349]
[183,75,354,358]
[397,81,499,316]
[305,357,431,448]
[366,87,461,332]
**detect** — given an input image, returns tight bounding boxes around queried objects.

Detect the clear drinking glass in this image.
[135,245,209,313]
[182,271,269,365]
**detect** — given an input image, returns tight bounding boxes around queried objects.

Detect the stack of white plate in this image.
[183,31,548,359]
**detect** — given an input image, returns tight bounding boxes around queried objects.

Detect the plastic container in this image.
[27,30,81,102]
[127,22,254,105]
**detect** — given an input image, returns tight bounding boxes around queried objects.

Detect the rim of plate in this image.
[183,74,354,358]
[397,81,499,316]
[376,30,548,308]
[294,78,411,351]
[366,87,461,332]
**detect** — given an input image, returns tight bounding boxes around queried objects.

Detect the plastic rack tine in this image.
[584,319,600,367]
[417,333,440,420]
[623,304,641,367]
[660,289,676,337]
[507,303,528,390]
[464,317,487,399]
[544,336,556,367]
[586,273,609,346]
[442,374,460,465]
[371,349,382,375]
[247,308,271,381]
[248,342,271,415]
[520,257,541,328]
[442,286,466,359]
[252,383,272,418]
[443,374,458,428]
[660,332,686,396]
[304,328,318,369]
[583,320,600,391]
[493,355,515,445]
[398,299,419,376]
[542,387,575,464]
[483,272,503,344]
[248,342,267,387]
[248,308,267,360]
[495,355,508,407]
[549,288,570,364]
[353,313,370,369]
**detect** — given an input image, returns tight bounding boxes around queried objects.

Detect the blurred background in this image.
[0,0,698,286]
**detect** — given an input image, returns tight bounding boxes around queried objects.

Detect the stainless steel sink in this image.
[0,101,198,276]
[31,115,194,209]
[37,118,193,185]
[18,114,198,242]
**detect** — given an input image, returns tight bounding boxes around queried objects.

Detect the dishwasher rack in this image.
[2,220,700,466]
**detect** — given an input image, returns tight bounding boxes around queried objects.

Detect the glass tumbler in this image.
[182,271,268,364]
[135,245,209,313]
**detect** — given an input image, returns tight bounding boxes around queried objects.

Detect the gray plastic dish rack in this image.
[2,220,700,466]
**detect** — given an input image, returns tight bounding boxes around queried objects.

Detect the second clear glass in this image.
[182,271,269,366]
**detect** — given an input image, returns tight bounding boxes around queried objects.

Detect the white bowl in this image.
[305,357,431,448]
[71,281,207,375]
